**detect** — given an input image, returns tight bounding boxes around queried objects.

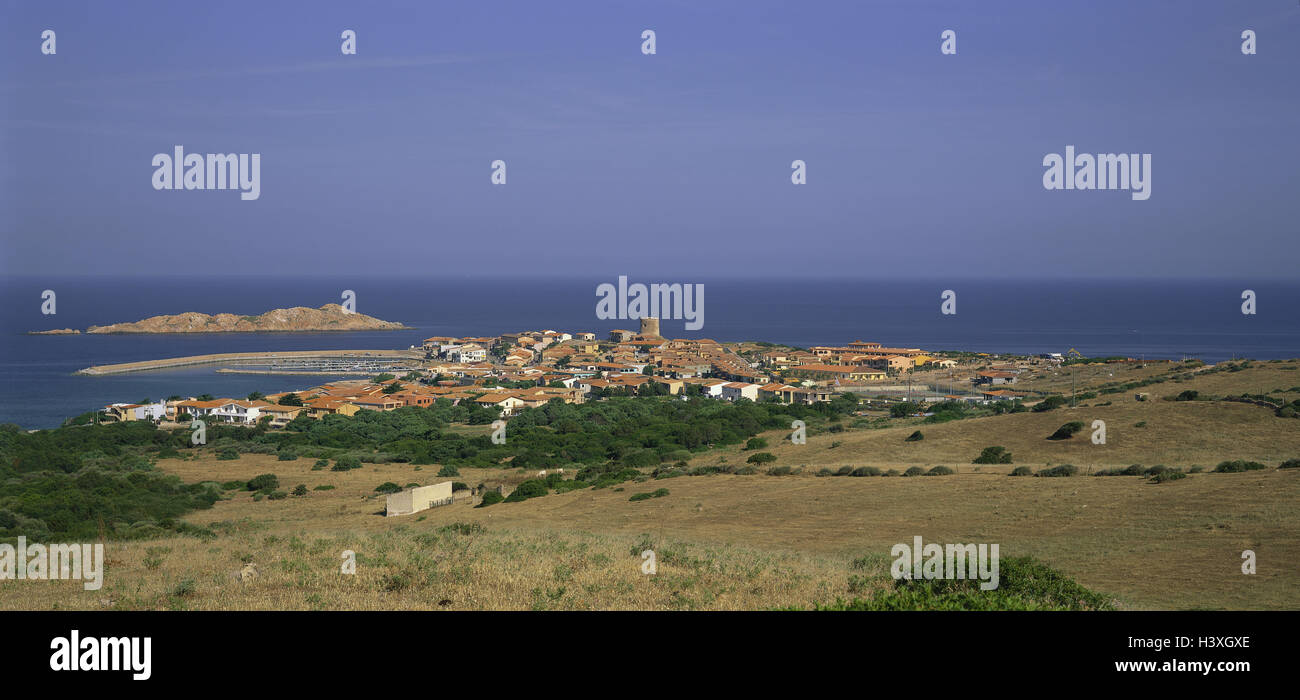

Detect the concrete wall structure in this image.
[386,481,454,517]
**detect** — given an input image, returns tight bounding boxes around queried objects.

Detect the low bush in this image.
[905,430,924,442]
[1032,396,1067,412]
[629,488,670,502]
[746,452,777,465]
[503,479,549,503]
[1035,464,1077,477]
[805,556,1114,611]
[1009,466,1033,476]
[374,482,402,494]
[903,466,926,477]
[925,466,954,476]
[851,467,882,477]
[246,474,279,492]
[476,491,504,507]
[1047,421,1085,441]
[973,446,1013,464]
[1214,460,1267,473]
[332,456,362,471]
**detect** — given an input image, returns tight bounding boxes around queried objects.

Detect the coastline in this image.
[76,349,424,376]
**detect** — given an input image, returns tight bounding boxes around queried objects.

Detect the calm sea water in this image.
[1,276,1296,429]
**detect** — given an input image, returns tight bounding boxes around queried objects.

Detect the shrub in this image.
[746,452,777,465]
[1035,464,1078,478]
[925,466,954,476]
[662,449,691,463]
[332,456,362,471]
[766,466,792,476]
[884,469,901,476]
[266,490,288,500]
[809,556,1115,611]
[745,437,768,450]
[220,480,245,491]
[503,479,549,503]
[973,446,1013,464]
[1032,396,1067,412]
[629,488,670,502]
[905,430,924,442]
[621,449,661,468]
[903,466,926,477]
[1047,421,1085,440]
[476,491,504,507]
[1009,466,1033,476]
[246,474,279,492]
[291,484,308,496]
[277,449,298,461]
[313,485,335,491]
[816,468,834,477]
[311,459,328,471]
[437,465,460,477]
[1214,460,1267,473]
[890,401,922,418]
[851,467,882,477]
[734,466,757,475]
[1176,390,1200,401]
[1278,459,1300,470]
[835,466,854,476]
[216,448,239,461]
[374,482,402,494]
[1150,470,1187,483]
[452,481,469,491]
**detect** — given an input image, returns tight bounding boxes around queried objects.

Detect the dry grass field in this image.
[2,359,1296,611]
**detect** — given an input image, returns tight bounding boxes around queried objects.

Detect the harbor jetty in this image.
[76,349,423,376]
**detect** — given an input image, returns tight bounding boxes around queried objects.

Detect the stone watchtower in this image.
[639,316,661,338]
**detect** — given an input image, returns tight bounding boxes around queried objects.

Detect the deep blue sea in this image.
[1,276,1296,429]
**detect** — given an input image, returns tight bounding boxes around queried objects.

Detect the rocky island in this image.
[28,328,82,335]
[79,305,409,334]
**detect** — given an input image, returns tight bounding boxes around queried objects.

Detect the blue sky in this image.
[2,0,1297,278]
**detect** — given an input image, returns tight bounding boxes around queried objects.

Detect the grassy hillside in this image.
[2,358,1296,611]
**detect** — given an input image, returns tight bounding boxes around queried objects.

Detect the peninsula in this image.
[75,305,409,334]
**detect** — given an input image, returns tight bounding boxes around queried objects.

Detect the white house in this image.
[721,382,760,402]
[210,400,270,424]
[102,401,167,422]
[452,344,487,363]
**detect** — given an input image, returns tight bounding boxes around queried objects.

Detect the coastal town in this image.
[95,316,1070,426]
